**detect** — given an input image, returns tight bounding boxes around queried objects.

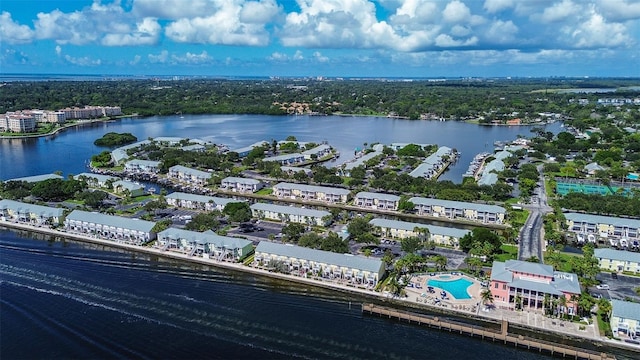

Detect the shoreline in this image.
[2,220,638,355]
[0,114,139,140]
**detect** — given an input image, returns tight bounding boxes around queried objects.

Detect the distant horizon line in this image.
[1,73,639,82]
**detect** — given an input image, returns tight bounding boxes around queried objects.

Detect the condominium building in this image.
[354,192,400,211]
[254,241,385,286]
[0,199,64,225]
[220,177,263,193]
[594,248,640,274]
[113,180,145,197]
[408,146,453,179]
[165,192,245,212]
[273,182,350,204]
[157,228,253,261]
[262,153,306,165]
[410,197,506,224]
[74,172,120,188]
[610,300,640,338]
[490,260,581,314]
[168,165,212,186]
[301,144,332,160]
[250,203,331,226]
[564,212,640,241]
[124,159,161,174]
[369,218,470,248]
[5,174,64,183]
[64,210,156,245]
[1,113,37,133]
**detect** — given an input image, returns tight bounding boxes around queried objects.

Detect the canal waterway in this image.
[0,114,562,182]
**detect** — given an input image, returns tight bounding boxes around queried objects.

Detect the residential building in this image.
[111,140,151,164]
[281,166,312,176]
[410,197,506,224]
[490,260,581,314]
[0,199,64,225]
[254,242,385,286]
[4,173,64,183]
[610,300,640,338]
[564,213,640,241]
[250,203,331,226]
[594,248,640,274]
[369,218,470,248]
[74,172,120,188]
[343,144,384,173]
[354,192,400,211]
[230,141,268,157]
[273,182,350,204]
[113,180,145,197]
[301,144,332,160]
[43,111,66,124]
[1,113,37,133]
[165,192,245,211]
[220,177,263,193]
[124,159,160,174]
[168,165,212,186]
[408,146,453,179]
[262,153,306,165]
[157,228,253,261]
[64,210,156,245]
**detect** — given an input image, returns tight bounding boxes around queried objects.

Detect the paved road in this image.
[518,164,553,261]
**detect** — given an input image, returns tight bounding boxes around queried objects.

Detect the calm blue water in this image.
[427,278,473,300]
[0,228,559,359]
[0,114,561,182]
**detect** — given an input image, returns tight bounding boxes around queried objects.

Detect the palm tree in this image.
[543,294,552,316]
[514,294,523,311]
[598,298,612,322]
[558,296,568,319]
[434,255,447,271]
[480,289,494,307]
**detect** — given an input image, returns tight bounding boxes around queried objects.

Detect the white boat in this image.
[620,238,629,248]
[587,233,596,243]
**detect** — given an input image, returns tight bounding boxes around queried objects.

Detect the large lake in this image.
[0,114,561,182]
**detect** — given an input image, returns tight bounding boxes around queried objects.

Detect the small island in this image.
[94,132,138,147]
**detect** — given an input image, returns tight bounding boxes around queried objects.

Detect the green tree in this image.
[222,202,252,223]
[281,223,306,243]
[400,236,423,254]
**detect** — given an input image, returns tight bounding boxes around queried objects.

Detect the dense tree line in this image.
[2,78,637,119]
[94,132,137,147]
[557,192,640,217]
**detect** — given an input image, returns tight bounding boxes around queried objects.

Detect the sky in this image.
[1,0,639,78]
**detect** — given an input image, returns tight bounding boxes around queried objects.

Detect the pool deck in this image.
[405,273,482,313]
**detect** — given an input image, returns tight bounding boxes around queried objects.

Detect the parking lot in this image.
[594,272,640,302]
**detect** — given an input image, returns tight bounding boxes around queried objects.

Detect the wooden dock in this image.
[362,303,614,360]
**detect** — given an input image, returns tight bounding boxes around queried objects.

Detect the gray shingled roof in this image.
[74,172,120,183]
[262,153,305,162]
[344,150,382,170]
[564,212,640,229]
[490,260,581,295]
[6,173,63,183]
[369,218,470,238]
[409,197,506,214]
[302,144,331,155]
[505,260,554,277]
[250,203,330,218]
[159,227,251,249]
[66,210,155,233]
[0,199,64,217]
[274,182,350,196]
[508,278,562,296]
[125,159,160,168]
[255,241,383,273]
[113,180,144,192]
[169,165,212,178]
[355,191,400,202]
[490,262,513,282]
[222,177,261,185]
[612,299,640,321]
[594,248,640,263]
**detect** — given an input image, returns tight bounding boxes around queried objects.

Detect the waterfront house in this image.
[262,153,306,166]
[610,300,640,338]
[74,172,120,188]
[594,248,640,274]
[408,146,453,179]
[281,166,312,177]
[5,173,63,183]
[157,228,253,261]
[124,159,161,174]
[564,212,640,243]
[165,192,245,212]
[230,141,268,157]
[110,140,150,164]
[254,241,385,286]
[369,218,470,248]
[250,203,331,226]
[64,210,156,245]
[168,165,212,186]
[220,177,263,193]
[489,260,581,314]
[273,182,350,204]
[0,199,64,225]
[113,180,145,197]
[410,197,506,224]
[301,144,332,160]
[354,192,400,211]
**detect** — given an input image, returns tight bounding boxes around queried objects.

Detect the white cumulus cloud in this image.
[0,11,35,44]
[148,50,169,63]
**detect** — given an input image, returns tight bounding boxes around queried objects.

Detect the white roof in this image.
[66,210,155,233]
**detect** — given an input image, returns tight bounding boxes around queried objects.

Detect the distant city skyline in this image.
[1,0,639,78]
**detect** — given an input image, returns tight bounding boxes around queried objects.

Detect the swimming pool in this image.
[427,278,473,299]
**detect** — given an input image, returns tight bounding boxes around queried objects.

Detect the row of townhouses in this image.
[156,228,253,261]
[408,146,454,179]
[369,218,470,248]
[64,210,157,245]
[250,203,330,226]
[564,212,640,243]
[0,199,65,225]
[165,192,245,212]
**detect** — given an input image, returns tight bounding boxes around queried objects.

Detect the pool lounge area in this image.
[404,273,482,312]
[427,276,473,300]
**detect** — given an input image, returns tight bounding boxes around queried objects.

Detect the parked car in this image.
[596,284,610,290]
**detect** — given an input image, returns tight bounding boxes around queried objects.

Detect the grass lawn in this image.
[255,188,273,195]
[494,244,518,262]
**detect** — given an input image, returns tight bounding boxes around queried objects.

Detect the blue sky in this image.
[1,0,639,77]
